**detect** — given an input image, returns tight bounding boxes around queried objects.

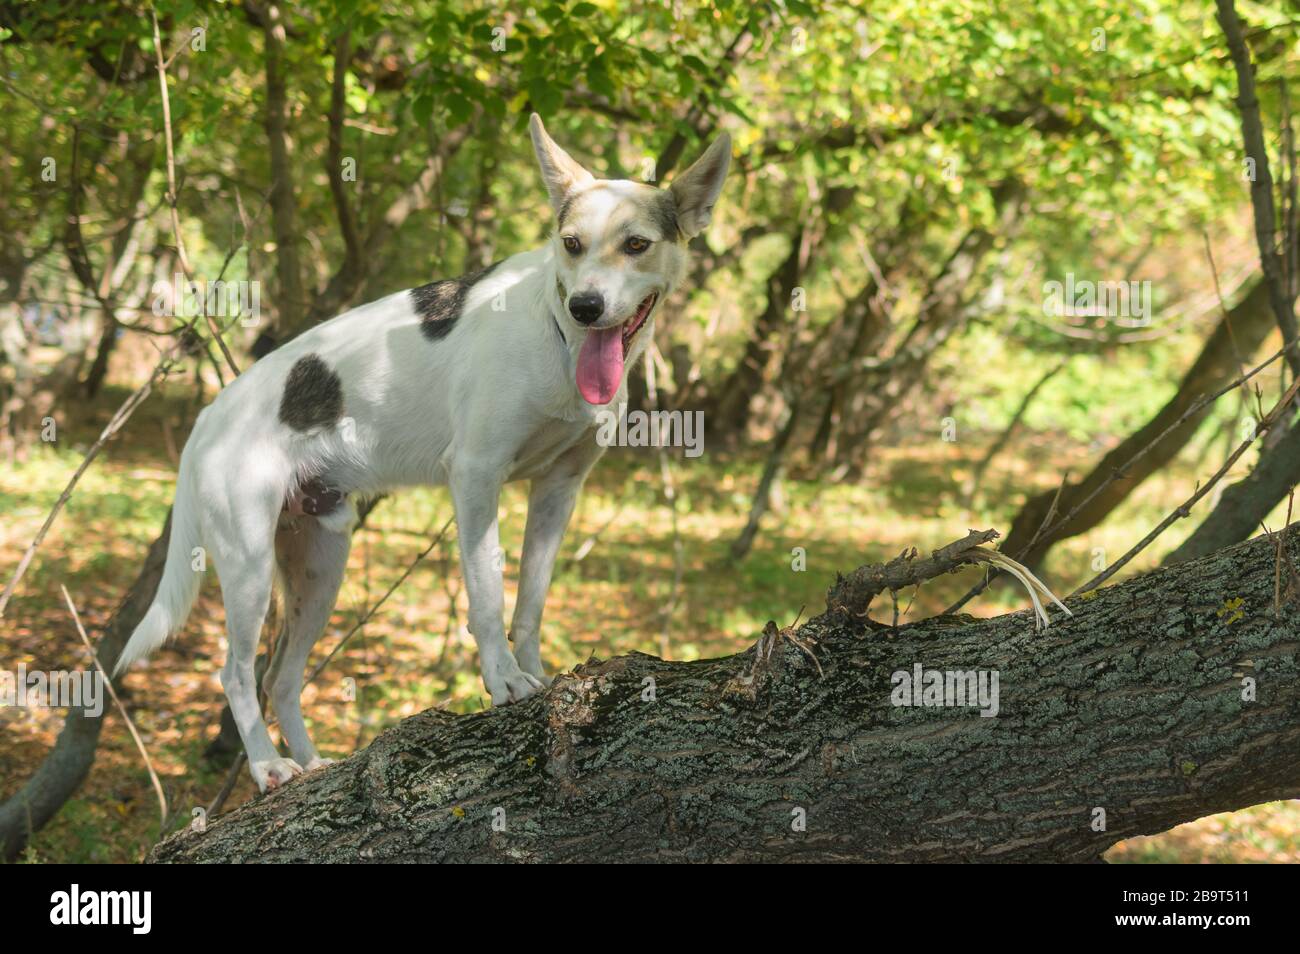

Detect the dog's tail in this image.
[114,459,203,676]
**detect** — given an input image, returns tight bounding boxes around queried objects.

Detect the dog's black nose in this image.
[568,293,605,325]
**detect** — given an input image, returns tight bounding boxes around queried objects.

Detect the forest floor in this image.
[2,381,1297,863]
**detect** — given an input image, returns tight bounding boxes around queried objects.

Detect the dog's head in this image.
[529,113,730,405]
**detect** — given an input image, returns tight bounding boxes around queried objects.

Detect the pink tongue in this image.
[576,326,624,405]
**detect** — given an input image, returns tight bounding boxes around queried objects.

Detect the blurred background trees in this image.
[2,0,1299,861]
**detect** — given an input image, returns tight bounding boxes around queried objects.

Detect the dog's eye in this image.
[562,235,582,255]
[624,236,651,255]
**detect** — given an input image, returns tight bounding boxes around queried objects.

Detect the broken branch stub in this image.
[826,528,1072,629]
[826,528,1001,619]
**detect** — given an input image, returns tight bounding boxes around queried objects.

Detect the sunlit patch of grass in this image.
[1106,802,1300,864]
[2,382,1297,862]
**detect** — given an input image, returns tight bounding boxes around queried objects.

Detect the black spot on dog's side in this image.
[413,262,501,342]
[648,191,681,242]
[279,354,343,431]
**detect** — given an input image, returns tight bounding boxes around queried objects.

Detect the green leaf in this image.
[587,54,616,100]
[412,93,433,128]
[446,92,474,126]
[526,77,563,115]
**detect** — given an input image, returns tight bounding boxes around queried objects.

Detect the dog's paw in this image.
[512,644,554,687]
[251,757,304,792]
[514,656,554,688]
[521,667,554,688]
[304,757,335,772]
[484,659,547,706]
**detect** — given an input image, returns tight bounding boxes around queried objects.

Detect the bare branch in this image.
[60,585,167,826]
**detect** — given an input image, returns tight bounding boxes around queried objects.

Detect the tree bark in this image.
[151,526,1300,864]
[728,397,802,560]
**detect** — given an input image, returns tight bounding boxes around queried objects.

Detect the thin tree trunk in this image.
[1216,0,1300,375]
[729,398,802,560]
[321,30,362,298]
[832,179,1025,470]
[1000,279,1276,572]
[1157,2,1300,567]
[151,526,1300,864]
[1164,419,1300,564]
[261,2,308,340]
[0,515,172,861]
[963,360,1067,503]
[709,228,805,437]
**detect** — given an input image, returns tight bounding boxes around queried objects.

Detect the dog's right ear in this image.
[529,114,594,215]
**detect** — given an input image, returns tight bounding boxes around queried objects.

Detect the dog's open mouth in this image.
[622,292,656,351]
[576,293,657,405]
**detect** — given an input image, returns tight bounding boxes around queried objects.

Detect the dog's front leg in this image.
[510,472,583,685]
[451,460,546,705]
[510,440,603,684]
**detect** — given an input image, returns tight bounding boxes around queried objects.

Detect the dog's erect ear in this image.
[669,133,731,238]
[529,113,595,214]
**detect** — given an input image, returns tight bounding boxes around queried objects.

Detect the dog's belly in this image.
[281,418,593,512]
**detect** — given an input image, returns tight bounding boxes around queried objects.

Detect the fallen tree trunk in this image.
[152,527,1300,863]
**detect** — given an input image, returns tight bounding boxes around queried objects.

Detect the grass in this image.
[2,379,1298,863]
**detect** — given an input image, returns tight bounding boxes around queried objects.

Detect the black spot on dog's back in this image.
[411,280,462,339]
[413,262,500,341]
[279,354,343,431]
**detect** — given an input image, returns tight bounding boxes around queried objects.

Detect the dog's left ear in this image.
[530,113,595,215]
[669,133,732,239]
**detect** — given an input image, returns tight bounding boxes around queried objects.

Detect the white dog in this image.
[114,115,731,792]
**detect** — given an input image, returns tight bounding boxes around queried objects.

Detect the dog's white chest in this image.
[507,417,600,481]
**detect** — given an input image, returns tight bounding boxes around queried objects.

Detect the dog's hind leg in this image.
[213,541,299,792]
[206,472,306,793]
[265,506,353,771]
